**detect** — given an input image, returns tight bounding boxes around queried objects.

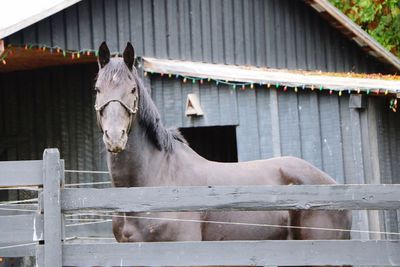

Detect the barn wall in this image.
[0,63,109,186]
[1,63,389,190]
[6,0,389,73]
[374,98,400,238]
[150,75,368,184]
[0,62,398,239]
[150,76,398,239]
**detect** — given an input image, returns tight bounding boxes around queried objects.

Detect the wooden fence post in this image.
[41,149,63,267]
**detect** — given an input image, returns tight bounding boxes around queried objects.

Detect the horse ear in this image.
[123,42,135,70]
[98,42,110,68]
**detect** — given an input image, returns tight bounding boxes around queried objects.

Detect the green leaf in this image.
[329,0,400,58]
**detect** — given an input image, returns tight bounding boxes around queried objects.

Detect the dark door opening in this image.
[179,126,238,162]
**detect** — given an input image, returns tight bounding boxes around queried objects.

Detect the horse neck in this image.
[107,119,209,187]
[106,120,177,187]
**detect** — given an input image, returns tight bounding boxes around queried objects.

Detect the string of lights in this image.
[1,43,398,112]
[144,70,393,96]
[0,43,100,64]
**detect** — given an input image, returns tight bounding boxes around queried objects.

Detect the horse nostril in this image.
[121,130,126,138]
[105,130,110,139]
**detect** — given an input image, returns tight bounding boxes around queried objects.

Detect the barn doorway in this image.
[179,126,238,162]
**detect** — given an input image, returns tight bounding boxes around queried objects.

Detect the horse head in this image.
[95,42,139,153]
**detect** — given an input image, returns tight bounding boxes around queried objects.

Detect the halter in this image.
[94,96,138,134]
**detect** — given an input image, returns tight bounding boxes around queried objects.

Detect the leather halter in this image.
[94,96,138,134]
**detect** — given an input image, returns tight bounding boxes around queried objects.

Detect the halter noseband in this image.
[94,96,138,134]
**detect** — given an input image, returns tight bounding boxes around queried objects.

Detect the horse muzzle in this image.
[103,129,128,153]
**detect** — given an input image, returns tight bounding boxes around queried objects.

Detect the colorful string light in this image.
[1,43,99,64]
[390,98,398,112]
[0,43,399,112]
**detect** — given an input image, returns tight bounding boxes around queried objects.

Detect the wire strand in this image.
[65,219,112,227]
[0,187,41,191]
[65,218,109,221]
[64,181,112,187]
[0,207,38,212]
[0,198,38,206]
[66,212,400,237]
[0,242,37,250]
[64,236,118,242]
[65,170,109,174]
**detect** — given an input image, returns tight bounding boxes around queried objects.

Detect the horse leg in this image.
[112,213,145,243]
[285,210,352,267]
[289,210,352,240]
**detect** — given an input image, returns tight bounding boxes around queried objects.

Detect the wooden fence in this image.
[1,148,400,266]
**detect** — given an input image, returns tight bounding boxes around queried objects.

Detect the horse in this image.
[94,41,352,250]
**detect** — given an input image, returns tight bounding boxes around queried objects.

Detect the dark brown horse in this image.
[94,41,351,249]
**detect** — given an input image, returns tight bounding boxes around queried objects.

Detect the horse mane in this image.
[132,66,187,152]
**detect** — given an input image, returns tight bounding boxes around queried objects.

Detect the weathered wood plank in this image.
[65,220,113,239]
[42,149,62,267]
[350,108,370,240]
[236,89,261,161]
[269,88,281,157]
[0,214,43,243]
[62,240,400,266]
[0,160,42,187]
[61,184,400,212]
[319,93,345,182]
[278,90,301,157]
[35,245,44,266]
[0,243,37,257]
[0,204,39,215]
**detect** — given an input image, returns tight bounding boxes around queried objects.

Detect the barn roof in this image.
[0,0,82,39]
[0,0,399,71]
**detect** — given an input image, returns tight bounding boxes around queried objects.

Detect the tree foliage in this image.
[329,0,400,58]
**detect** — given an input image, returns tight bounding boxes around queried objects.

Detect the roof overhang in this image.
[305,0,400,72]
[142,57,400,95]
[0,0,82,39]
[0,46,96,72]
[0,50,399,96]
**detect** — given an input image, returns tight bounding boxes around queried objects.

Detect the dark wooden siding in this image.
[0,63,109,187]
[149,75,373,185]
[6,0,389,73]
[2,64,395,189]
[1,63,398,239]
[375,98,400,239]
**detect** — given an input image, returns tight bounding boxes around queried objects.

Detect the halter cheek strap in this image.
[94,96,138,134]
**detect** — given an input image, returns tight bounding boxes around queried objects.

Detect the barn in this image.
[0,0,399,253]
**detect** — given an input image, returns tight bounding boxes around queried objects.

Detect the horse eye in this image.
[94,87,100,94]
[131,87,136,93]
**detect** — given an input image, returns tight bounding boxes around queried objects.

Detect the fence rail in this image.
[0,214,43,243]
[1,149,400,266]
[0,160,43,187]
[60,240,400,266]
[60,184,400,212]
[0,243,37,257]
